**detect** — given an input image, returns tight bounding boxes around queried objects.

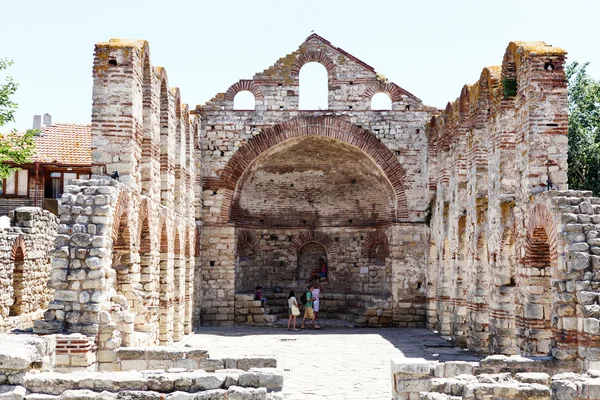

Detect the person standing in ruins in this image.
[287,290,300,330]
[312,283,321,321]
[301,284,320,329]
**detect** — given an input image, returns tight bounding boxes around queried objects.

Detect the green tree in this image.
[0,58,36,180]
[567,61,600,194]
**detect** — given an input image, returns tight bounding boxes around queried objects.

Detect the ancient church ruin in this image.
[1,34,600,395]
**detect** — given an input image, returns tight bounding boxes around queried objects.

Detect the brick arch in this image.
[363,82,405,103]
[525,204,558,265]
[219,116,409,221]
[518,203,557,355]
[292,231,337,257]
[236,229,261,255]
[361,230,389,258]
[10,235,27,261]
[224,80,264,101]
[291,51,336,79]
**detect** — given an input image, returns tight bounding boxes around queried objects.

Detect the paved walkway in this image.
[180,322,481,400]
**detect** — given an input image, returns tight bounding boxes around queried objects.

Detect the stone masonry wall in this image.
[197,34,432,326]
[424,41,600,368]
[34,39,198,357]
[0,207,57,333]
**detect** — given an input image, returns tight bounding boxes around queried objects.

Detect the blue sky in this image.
[1,0,599,131]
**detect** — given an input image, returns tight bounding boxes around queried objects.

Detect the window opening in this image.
[299,62,328,110]
[0,170,28,196]
[371,92,392,110]
[233,90,256,110]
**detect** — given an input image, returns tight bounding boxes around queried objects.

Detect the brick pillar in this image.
[512,42,568,194]
[91,39,150,193]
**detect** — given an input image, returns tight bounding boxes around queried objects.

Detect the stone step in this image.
[273,318,354,329]
[21,368,283,396]
[21,386,278,399]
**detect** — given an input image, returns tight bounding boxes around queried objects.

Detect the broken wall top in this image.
[199,33,425,112]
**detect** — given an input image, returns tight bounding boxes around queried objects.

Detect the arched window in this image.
[299,62,328,110]
[233,90,256,110]
[371,92,392,110]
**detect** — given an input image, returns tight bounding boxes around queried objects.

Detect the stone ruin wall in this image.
[32,40,199,364]
[426,41,600,369]
[0,207,57,333]
[197,34,433,327]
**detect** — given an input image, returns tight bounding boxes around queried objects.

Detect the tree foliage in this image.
[567,62,600,194]
[0,58,36,180]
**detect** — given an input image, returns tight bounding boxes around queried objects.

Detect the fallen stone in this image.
[0,385,26,400]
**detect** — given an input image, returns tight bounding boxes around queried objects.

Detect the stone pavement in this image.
[180,322,481,400]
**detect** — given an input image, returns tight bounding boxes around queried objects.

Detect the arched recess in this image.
[361,230,389,265]
[157,67,173,207]
[297,242,327,282]
[217,117,409,223]
[452,217,469,348]
[518,204,557,356]
[137,198,157,333]
[172,226,184,341]
[9,236,27,316]
[140,50,155,196]
[468,233,490,354]
[491,227,517,355]
[293,231,335,283]
[184,227,193,335]
[172,87,185,216]
[235,229,261,293]
[110,191,137,312]
[158,218,173,344]
[225,80,264,102]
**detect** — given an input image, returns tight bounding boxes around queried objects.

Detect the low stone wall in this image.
[234,291,395,327]
[12,368,283,399]
[0,207,57,333]
[113,346,276,372]
[0,334,283,399]
[391,355,589,400]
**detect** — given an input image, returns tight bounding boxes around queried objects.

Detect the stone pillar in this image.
[390,224,427,328]
[34,179,122,336]
[200,225,235,326]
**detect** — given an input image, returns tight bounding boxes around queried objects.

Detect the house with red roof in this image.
[0,122,92,215]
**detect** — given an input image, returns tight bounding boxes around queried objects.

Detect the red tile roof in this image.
[32,123,91,165]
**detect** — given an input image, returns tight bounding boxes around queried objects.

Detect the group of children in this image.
[287,283,321,330]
